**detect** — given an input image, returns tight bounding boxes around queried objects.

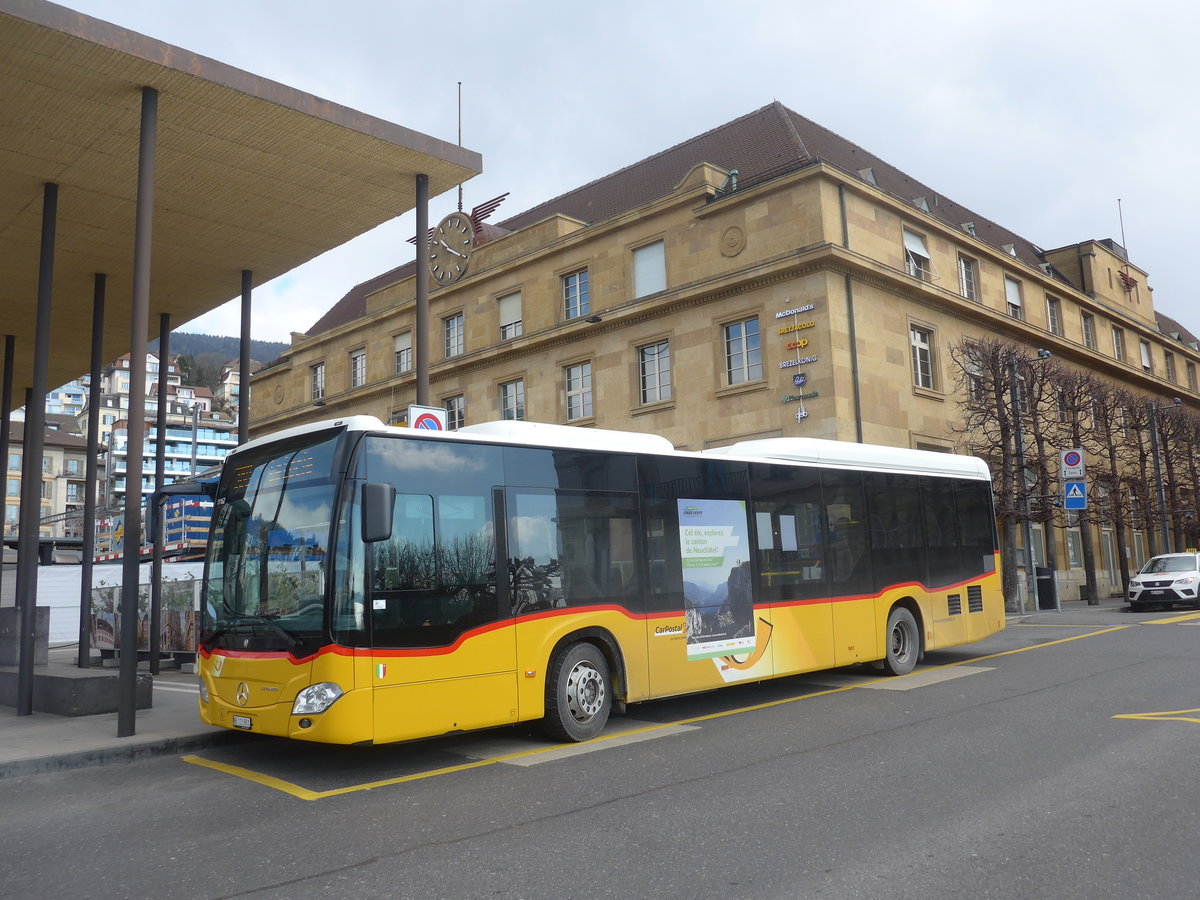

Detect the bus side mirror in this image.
[361,482,395,543]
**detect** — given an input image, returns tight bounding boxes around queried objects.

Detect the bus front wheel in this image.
[883,607,920,676]
[543,642,611,742]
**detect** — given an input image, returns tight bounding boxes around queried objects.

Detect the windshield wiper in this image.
[203,614,301,653]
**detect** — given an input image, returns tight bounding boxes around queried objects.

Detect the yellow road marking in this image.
[1142,610,1200,625]
[1113,708,1200,726]
[183,623,1128,800]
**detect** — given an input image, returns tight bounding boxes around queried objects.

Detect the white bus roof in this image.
[702,437,990,479]
[236,418,989,480]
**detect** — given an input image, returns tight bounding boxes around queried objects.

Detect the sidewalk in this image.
[0,647,237,780]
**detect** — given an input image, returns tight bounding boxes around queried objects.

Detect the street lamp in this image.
[1148,397,1182,555]
[1011,349,1052,614]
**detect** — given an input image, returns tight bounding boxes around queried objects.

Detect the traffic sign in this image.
[1064,480,1088,510]
[407,404,447,430]
[1060,449,1085,479]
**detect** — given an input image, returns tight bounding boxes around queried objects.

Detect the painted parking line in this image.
[154,683,199,695]
[182,625,1129,801]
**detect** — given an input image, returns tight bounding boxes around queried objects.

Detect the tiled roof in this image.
[304,102,1066,337]
[1157,312,1200,347]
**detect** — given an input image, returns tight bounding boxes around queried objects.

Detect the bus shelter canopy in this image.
[0,0,481,395]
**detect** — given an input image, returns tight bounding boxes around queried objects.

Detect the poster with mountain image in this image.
[678,498,756,660]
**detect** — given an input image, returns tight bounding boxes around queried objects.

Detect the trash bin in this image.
[1035,567,1056,610]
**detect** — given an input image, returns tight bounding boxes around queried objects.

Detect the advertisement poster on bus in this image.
[677,498,756,660]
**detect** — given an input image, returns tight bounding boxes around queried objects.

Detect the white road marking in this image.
[451,719,697,766]
[860,664,994,691]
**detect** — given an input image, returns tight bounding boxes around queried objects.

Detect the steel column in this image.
[0,334,13,603]
[149,313,169,675]
[78,275,105,667]
[16,182,58,716]
[118,86,158,738]
[415,174,430,406]
[239,270,251,444]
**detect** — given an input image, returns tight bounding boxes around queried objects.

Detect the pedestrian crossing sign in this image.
[1064,480,1087,510]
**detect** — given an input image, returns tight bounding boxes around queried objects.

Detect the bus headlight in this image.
[292,682,343,715]
[198,680,209,703]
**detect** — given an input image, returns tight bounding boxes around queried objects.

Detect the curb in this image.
[0,729,260,781]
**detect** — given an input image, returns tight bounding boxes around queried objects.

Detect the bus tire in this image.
[543,642,611,742]
[883,607,920,676]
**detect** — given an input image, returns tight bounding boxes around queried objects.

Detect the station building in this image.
[249,102,1200,601]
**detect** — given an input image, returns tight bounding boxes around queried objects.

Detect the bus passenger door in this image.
[366,488,517,744]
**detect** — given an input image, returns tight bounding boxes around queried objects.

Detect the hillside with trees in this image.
[152,332,287,392]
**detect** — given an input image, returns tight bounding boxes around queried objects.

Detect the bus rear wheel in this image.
[883,607,920,676]
[543,642,611,742]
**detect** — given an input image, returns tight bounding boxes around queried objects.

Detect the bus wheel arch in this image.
[882,600,922,676]
[542,629,623,742]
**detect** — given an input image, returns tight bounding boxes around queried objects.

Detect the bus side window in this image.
[508,488,641,615]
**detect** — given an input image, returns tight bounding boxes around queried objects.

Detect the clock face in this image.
[429,212,475,285]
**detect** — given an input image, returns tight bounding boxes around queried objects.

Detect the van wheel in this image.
[543,642,611,742]
[883,607,920,676]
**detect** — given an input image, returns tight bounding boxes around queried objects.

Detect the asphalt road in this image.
[2,609,1198,899]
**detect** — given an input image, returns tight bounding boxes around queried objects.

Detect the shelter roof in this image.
[0,0,481,396]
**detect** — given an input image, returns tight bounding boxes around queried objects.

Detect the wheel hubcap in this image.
[891,622,912,662]
[566,661,605,722]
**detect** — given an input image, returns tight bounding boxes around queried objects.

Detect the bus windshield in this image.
[201,433,342,653]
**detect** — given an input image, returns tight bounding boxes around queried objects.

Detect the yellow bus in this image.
[196,417,1002,744]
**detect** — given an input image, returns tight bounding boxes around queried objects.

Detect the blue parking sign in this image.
[1064,480,1087,510]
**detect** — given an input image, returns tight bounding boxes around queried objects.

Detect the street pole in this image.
[1011,359,1038,614]
[1149,402,1171,555]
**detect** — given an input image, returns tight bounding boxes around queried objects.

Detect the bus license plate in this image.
[232,715,252,730]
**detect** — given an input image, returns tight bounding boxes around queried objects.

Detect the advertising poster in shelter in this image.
[677,499,756,660]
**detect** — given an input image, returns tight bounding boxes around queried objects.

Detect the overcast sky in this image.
[67,0,1199,344]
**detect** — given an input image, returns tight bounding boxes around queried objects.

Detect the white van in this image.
[1128,552,1200,611]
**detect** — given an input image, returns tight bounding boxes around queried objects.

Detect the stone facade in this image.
[248,103,1200,602]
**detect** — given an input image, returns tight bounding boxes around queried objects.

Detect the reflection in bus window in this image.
[508,489,640,615]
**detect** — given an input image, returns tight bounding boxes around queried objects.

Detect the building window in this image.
[1066,513,1083,568]
[498,291,523,340]
[393,333,412,375]
[66,483,80,502]
[311,363,325,401]
[957,255,978,301]
[41,480,53,501]
[964,343,986,403]
[444,313,464,358]
[563,270,589,319]
[1188,362,1198,391]
[1004,276,1023,319]
[1046,296,1062,335]
[903,229,932,281]
[633,241,666,298]
[6,478,17,497]
[1139,339,1153,374]
[102,414,116,427]
[500,379,525,421]
[444,395,465,431]
[638,341,671,404]
[1165,351,1177,383]
[7,453,17,470]
[65,458,80,476]
[724,318,763,385]
[910,325,935,390]
[1081,313,1096,350]
[1112,327,1126,363]
[565,362,593,420]
[349,349,366,388]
